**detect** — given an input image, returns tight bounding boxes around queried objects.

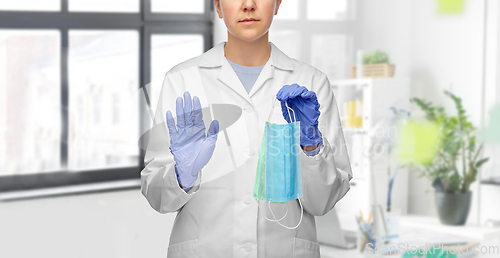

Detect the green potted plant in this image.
[352,50,395,78]
[363,50,390,65]
[408,91,489,225]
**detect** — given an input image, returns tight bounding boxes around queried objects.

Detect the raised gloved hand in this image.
[166,91,219,188]
[276,83,322,147]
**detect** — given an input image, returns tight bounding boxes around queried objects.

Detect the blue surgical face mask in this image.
[263,100,303,229]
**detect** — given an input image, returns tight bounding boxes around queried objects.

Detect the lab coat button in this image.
[244,196,253,205]
[245,106,253,112]
[244,243,252,252]
[246,148,255,156]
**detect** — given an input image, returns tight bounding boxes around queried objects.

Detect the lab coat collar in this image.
[198,41,294,71]
[199,41,293,104]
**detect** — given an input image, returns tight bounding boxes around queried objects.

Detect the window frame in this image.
[143,0,212,21]
[0,0,214,200]
[269,0,357,79]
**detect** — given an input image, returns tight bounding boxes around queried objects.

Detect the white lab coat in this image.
[141,41,353,258]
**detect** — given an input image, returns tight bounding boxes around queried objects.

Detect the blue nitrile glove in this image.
[276,84,322,146]
[166,91,219,188]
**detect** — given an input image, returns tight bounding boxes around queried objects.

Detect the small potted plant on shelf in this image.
[407,91,489,225]
[351,50,395,78]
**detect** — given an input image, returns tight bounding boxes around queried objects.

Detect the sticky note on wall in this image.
[438,0,465,14]
[396,121,441,166]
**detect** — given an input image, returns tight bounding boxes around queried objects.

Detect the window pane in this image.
[0,0,60,11]
[150,34,204,112]
[151,0,204,13]
[307,0,351,20]
[274,0,299,20]
[68,30,139,171]
[311,34,352,80]
[0,30,61,176]
[269,31,301,61]
[69,0,139,13]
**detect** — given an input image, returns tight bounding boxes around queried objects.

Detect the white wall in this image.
[0,189,175,258]
[359,0,485,123]
[358,0,500,225]
[481,0,500,225]
[410,0,486,222]
[356,0,412,79]
[407,0,493,225]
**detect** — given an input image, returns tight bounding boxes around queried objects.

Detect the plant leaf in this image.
[475,158,489,168]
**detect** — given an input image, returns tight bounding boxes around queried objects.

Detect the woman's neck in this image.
[224,33,271,67]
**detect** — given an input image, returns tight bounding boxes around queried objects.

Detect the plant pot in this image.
[351,64,395,78]
[435,192,472,225]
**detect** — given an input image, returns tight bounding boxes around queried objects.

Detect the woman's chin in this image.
[229,32,268,43]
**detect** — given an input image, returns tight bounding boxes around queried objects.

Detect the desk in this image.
[320,244,358,258]
[320,214,500,258]
[320,241,500,258]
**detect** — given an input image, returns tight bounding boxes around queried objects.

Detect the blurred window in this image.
[112,93,120,125]
[311,34,353,80]
[69,0,139,13]
[150,34,204,111]
[273,0,299,20]
[0,30,61,176]
[68,30,139,171]
[0,0,212,197]
[151,0,204,13]
[307,0,352,20]
[270,0,355,80]
[0,0,60,11]
[269,31,301,60]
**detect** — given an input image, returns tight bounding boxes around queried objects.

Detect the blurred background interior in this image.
[0,0,500,257]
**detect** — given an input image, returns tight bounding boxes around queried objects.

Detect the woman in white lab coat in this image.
[140,0,353,257]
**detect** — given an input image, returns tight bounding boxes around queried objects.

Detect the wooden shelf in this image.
[330,77,410,88]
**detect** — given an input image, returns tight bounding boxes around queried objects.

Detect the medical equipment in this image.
[387,106,411,212]
[254,99,304,229]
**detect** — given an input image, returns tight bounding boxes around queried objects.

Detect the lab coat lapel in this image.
[248,60,273,98]
[249,42,294,97]
[217,58,253,104]
[198,41,252,105]
[198,41,294,103]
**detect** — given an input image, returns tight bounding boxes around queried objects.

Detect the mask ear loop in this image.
[266,194,304,230]
[267,98,278,122]
[268,98,297,123]
[264,202,289,222]
[284,101,296,123]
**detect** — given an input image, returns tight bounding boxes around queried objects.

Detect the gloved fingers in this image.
[276,84,291,101]
[277,84,302,100]
[192,96,203,125]
[289,84,308,99]
[300,90,317,100]
[207,120,220,138]
[176,96,185,129]
[183,91,194,127]
[286,90,320,114]
[166,110,177,136]
[277,83,307,101]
